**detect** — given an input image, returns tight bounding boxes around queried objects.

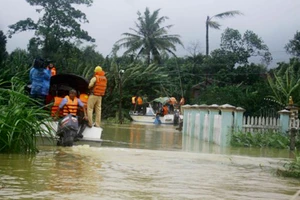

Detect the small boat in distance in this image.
[129,97,182,124]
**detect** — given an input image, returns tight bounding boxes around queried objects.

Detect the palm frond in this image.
[207,21,221,29]
[115,7,182,64]
[213,10,243,19]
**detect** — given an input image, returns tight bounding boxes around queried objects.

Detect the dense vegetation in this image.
[0,76,54,154]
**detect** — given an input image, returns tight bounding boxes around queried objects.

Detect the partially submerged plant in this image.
[230,130,289,149]
[277,152,300,178]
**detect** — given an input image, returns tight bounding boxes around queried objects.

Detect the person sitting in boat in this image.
[54,89,88,120]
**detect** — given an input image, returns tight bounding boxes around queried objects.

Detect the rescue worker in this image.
[132,95,137,111]
[47,62,57,76]
[87,66,107,127]
[55,89,87,119]
[169,97,177,113]
[136,96,143,113]
[162,104,169,116]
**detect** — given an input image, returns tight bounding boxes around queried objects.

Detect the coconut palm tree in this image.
[206,10,242,56]
[115,7,183,65]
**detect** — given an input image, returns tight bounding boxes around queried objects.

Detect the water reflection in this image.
[182,134,294,159]
[101,122,182,151]
[47,148,103,194]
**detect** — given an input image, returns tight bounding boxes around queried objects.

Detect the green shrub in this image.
[0,77,54,154]
[277,152,300,178]
[230,130,289,149]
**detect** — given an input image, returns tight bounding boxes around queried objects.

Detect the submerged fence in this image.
[181,104,296,146]
[242,116,280,133]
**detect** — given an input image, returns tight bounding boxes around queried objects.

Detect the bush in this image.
[230,131,289,149]
[277,152,300,178]
[0,77,54,154]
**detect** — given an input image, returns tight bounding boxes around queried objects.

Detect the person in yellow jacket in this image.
[131,95,137,111]
[87,66,107,127]
[55,89,87,119]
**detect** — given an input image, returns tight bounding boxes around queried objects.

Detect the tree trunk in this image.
[119,75,123,124]
[206,16,209,56]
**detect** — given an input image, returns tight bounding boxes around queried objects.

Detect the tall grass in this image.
[0,76,54,154]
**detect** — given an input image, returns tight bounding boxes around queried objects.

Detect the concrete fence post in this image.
[190,105,199,138]
[182,105,191,135]
[234,107,245,132]
[220,104,236,146]
[208,104,219,143]
[198,104,209,140]
[278,109,290,134]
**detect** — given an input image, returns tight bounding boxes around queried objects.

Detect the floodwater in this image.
[0,122,299,200]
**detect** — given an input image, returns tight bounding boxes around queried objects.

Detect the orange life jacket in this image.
[93,75,107,96]
[47,67,56,76]
[137,97,143,105]
[79,93,89,109]
[162,106,168,115]
[51,96,63,117]
[62,96,79,116]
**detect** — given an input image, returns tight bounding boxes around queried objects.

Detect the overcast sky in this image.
[0,0,299,67]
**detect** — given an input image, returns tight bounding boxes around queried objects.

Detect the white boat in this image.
[37,74,102,145]
[129,104,182,124]
[40,120,102,142]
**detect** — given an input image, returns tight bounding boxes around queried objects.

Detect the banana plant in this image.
[267,59,300,106]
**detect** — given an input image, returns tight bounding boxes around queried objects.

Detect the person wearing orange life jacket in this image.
[136,96,143,113]
[162,104,169,116]
[55,89,87,119]
[47,62,57,76]
[87,66,107,127]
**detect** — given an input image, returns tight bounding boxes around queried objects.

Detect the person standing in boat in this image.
[87,66,107,127]
[142,94,148,115]
[29,58,51,106]
[136,96,143,113]
[131,95,137,111]
[169,96,177,113]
